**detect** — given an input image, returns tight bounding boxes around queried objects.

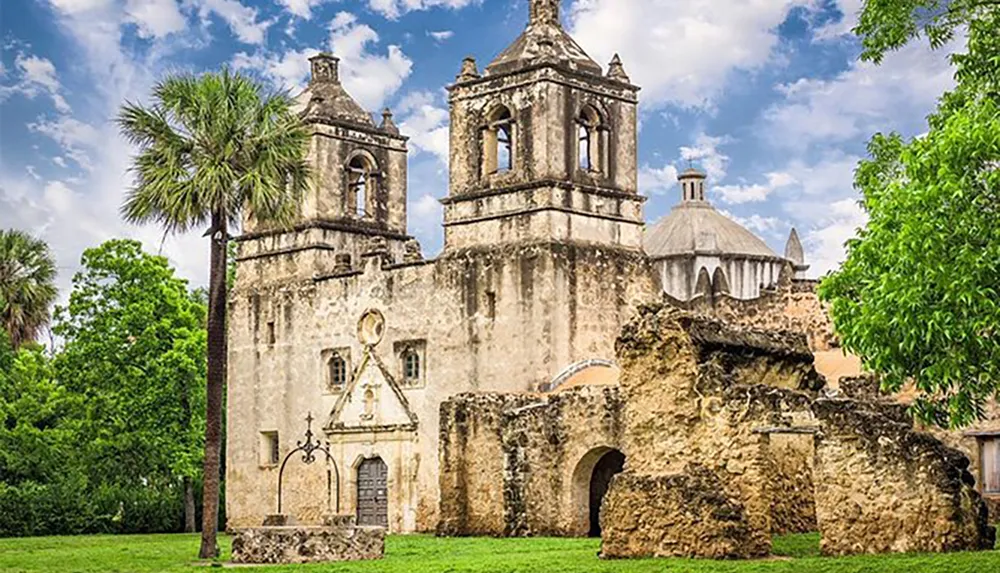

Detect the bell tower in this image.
[238,53,417,283]
[443,0,644,251]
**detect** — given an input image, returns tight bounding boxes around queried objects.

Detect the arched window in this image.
[578,105,604,174]
[347,154,377,218]
[578,125,591,170]
[483,105,515,176]
[329,353,347,389]
[402,348,420,384]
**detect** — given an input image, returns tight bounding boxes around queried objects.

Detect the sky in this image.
[0,0,956,298]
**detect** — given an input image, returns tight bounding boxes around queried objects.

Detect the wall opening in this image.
[571,446,626,537]
[588,449,625,537]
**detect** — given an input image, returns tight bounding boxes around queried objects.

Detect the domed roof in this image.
[644,202,783,260]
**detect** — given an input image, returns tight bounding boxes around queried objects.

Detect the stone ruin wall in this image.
[704,279,838,353]
[814,398,995,555]
[438,386,623,537]
[605,308,822,558]
[602,305,995,559]
[763,432,817,535]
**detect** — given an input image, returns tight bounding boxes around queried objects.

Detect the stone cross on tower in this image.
[530,0,560,25]
[309,52,340,84]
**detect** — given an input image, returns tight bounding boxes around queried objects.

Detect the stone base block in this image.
[600,466,769,560]
[231,524,385,564]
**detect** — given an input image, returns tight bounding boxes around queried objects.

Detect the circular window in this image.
[357,309,386,347]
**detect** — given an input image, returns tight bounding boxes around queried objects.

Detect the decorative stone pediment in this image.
[325,310,418,434]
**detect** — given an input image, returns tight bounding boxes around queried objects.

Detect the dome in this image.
[644,202,782,260]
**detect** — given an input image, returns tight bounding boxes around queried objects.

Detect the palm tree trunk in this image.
[198,211,228,559]
[184,477,196,533]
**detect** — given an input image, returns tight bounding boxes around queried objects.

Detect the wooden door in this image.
[356,457,388,527]
[983,438,1000,494]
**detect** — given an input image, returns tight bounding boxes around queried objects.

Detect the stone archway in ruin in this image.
[571,446,626,537]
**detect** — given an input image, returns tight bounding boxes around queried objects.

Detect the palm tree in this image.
[0,229,58,349]
[117,70,310,559]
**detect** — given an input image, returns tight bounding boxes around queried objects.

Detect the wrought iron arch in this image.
[276,412,340,515]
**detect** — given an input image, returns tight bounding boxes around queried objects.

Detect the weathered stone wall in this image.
[231,522,385,564]
[709,279,838,352]
[764,432,817,535]
[228,241,655,533]
[604,305,995,558]
[813,398,995,555]
[609,306,820,557]
[438,386,624,537]
[600,465,768,559]
[438,393,534,536]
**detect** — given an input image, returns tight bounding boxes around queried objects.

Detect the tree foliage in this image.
[0,230,57,349]
[820,1,1000,427]
[53,239,207,484]
[0,240,210,536]
[117,69,311,557]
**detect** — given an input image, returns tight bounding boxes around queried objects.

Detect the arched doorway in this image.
[356,457,388,527]
[588,449,625,537]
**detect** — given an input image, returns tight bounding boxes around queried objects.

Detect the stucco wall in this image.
[227,241,655,533]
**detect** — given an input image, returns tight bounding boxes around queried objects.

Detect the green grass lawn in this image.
[0,533,998,573]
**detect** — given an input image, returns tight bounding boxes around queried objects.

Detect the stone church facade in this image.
[225,0,842,533]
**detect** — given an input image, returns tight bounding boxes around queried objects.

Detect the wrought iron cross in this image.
[297,411,323,464]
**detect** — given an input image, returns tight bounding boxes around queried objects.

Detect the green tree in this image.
[53,239,207,531]
[820,1,1000,427]
[0,230,57,349]
[117,70,310,557]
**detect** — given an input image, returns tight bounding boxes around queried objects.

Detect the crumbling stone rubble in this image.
[602,304,995,558]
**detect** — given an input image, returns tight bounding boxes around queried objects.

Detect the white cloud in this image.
[48,0,114,13]
[192,0,272,45]
[365,0,478,20]
[638,164,679,196]
[812,0,864,41]
[718,209,786,238]
[124,0,186,38]
[428,30,454,42]
[568,0,814,109]
[800,197,867,276]
[713,171,796,205]
[2,0,213,300]
[232,48,317,93]
[763,40,955,149]
[679,133,731,182]
[278,0,332,20]
[232,12,413,113]
[328,12,413,111]
[0,53,71,112]
[396,91,449,164]
[28,116,102,170]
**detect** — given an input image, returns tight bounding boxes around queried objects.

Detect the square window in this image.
[322,348,352,392]
[394,340,426,388]
[260,431,279,467]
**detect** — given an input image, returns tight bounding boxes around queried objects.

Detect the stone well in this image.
[231,515,385,564]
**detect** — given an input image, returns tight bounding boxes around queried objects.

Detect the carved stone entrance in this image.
[588,449,625,537]
[356,457,388,527]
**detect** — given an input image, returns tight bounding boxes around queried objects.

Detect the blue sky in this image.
[0,0,955,295]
